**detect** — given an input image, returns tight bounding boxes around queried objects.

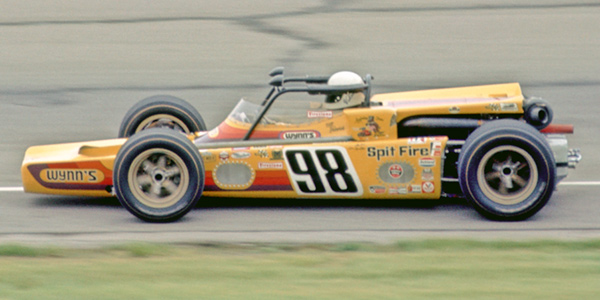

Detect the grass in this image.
[0,240,599,299]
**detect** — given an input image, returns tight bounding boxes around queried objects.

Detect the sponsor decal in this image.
[389,186,408,195]
[408,137,427,144]
[357,129,372,137]
[365,116,381,135]
[41,168,103,184]
[200,151,216,162]
[421,168,434,181]
[377,162,414,184]
[430,141,443,157]
[367,146,395,161]
[280,130,320,140]
[449,106,460,114]
[389,164,403,178]
[258,162,284,169]
[256,149,269,158]
[307,110,333,118]
[367,145,430,161]
[219,151,229,161]
[28,163,112,191]
[356,116,384,138]
[408,184,421,193]
[486,103,500,111]
[231,151,251,159]
[326,122,345,133]
[271,149,283,160]
[501,103,518,112]
[369,185,386,194]
[399,145,429,157]
[349,143,367,151]
[419,157,436,167]
[422,181,435,193]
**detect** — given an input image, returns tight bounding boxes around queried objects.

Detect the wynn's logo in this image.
[41,168,104,183]
[280,131,320,140]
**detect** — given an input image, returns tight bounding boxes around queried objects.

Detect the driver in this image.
[322,71,365,109]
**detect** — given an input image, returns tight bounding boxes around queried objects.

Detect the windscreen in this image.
[226,97,338,126]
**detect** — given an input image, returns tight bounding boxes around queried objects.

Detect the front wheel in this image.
[118,95,206,138]
[458,120,556,221]
[113,128,204,222]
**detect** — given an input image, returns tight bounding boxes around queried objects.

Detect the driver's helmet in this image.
[323,71,365,109]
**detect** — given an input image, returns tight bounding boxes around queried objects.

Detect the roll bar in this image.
[246,67,373,140]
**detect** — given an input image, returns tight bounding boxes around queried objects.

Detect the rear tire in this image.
[118,95,206,138]
[458,120,555,221]
[113,128,204,222]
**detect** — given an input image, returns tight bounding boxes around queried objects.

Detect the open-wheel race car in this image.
[21,67,581,222]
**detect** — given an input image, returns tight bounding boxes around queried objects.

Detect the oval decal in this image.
[213,162,255,190]
[377,162,414,184]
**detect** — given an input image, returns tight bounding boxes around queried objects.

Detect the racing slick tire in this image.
[118,95,207,138]
[457,119,556,221]
[113,128,205,222]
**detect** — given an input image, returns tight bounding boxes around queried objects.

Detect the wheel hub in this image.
[492,157,523,190]
[152,170,166,184]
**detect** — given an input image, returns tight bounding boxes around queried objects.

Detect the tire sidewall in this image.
[114,129,204,222]
[459,120,556,220]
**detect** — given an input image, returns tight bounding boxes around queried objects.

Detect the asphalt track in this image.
[1,1,599,246]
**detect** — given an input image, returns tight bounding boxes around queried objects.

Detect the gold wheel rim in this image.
[128,148,189,209]
[135,114,190,134]
[477,145,538,205]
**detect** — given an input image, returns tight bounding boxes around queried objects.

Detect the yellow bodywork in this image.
[372,82,524,122]
[21,83,524,200]
[22,139,125,197]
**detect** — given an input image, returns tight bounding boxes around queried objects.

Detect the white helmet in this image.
[323,71,365,109]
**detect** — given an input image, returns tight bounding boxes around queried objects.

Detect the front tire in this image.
[458,120,556,221]
[113,128,204,222]
[118,95,206,138]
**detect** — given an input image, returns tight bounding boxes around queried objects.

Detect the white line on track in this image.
[0,182,599,193]
[0,187,24,192]
[557,181,600,186]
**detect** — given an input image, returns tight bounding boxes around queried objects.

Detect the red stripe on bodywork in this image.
[204,170,292,191]
[253,170,291,185]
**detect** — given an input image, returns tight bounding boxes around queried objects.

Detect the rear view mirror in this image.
[269,66,284,77]
[269,75,284,87]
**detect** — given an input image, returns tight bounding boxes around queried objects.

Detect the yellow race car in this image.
[21,67,581,222]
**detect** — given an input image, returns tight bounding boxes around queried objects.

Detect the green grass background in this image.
[0,240,599,299]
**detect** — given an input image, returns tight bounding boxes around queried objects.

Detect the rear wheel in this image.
[113,128,204,222]
[458,120,555,221]
[118,95,206,138]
